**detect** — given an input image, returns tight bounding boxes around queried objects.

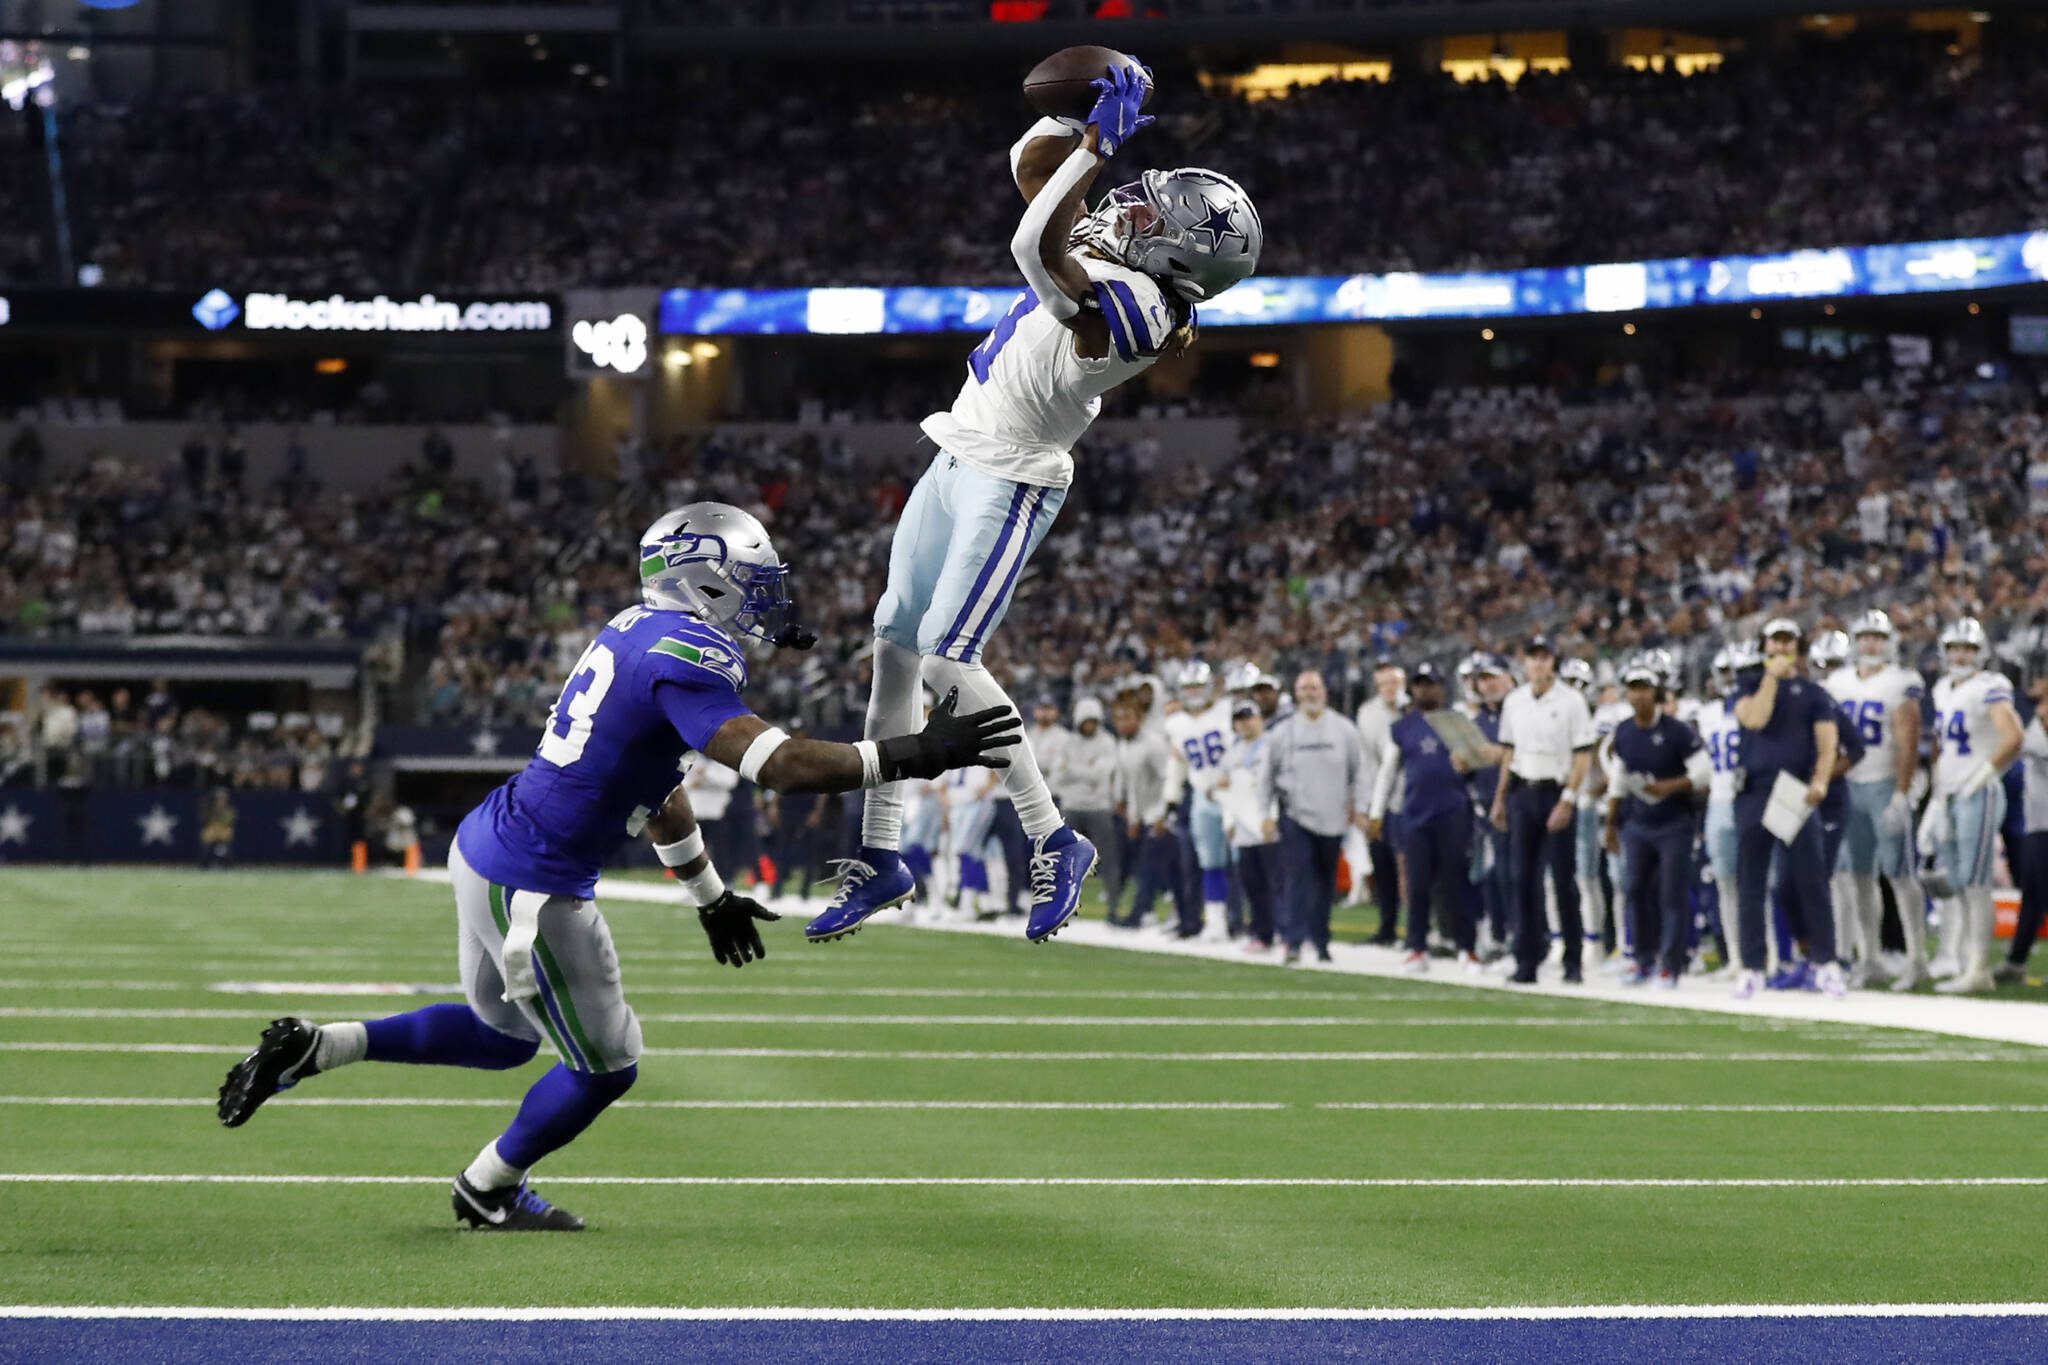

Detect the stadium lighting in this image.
[665,349,693,369]
[691,341,721,361]
[1480,328,1494,341]
[1622,323,1637,335]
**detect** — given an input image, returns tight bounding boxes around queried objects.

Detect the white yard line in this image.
[7,1095,2047,1115]
[0,1041,2026,1062]
[0,1096,1287,1111]
[0,1006,1729,1028]
[3,1303,2046,1321]
[3,1173,2045,1189]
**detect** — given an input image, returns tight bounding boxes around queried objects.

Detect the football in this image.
[1022,44,1150,120]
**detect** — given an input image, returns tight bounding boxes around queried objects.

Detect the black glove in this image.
[877,687,1021,782]
[697,890,781,968]
[770,622,818,651]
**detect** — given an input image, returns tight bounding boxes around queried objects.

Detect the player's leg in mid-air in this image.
[218,845,642,1230]
[810,451,1092,944]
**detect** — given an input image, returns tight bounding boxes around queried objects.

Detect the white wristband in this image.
[738,726,790,784]
[854,740,884,789]
[654,828,705,868]
[681,862,726,907]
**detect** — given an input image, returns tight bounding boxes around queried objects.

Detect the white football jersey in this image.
[1931,669,2016,792]
[1164,699,1235,803]
[1696,695,1744,803]
[921,256,1174,489]
[1826,663,1924,785]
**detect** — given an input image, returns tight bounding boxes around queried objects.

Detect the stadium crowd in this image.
[14,29,2045,291]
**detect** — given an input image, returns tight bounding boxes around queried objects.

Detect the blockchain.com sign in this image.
[192,288,554,335]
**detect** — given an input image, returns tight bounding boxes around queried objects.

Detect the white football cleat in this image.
[1935,970,1995,995]
[1730,969,1764,1000]
[1889,963,1929,993]
[1459,951,1485,976]
[1400,950,1429,975]
[1815,962,1848,998]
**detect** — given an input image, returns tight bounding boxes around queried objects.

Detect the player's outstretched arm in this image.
[1011,117,1082,202]
[1009,64,1151,327]
[643,782,780,966]
[698,689,1021,795]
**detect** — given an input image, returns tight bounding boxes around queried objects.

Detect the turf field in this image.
[2,867,2045,1358]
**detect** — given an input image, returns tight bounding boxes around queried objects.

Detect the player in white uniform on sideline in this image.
[809,60,1263,947]
[1163,660,1238,940]
[1698,644,1757,975]
[1822,611,1926,988]
[1923,618,2024,994]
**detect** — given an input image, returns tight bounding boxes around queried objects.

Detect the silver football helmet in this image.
[638,503,799,645]
[1178,658,1216,704]
[1727,638,1764,674]
[1939,616,1988,676]
[1709,645,1737,695]
[1808,629,1850,675]
[1620,654,1662,689]
[1075,167,1263,302]
[1559,657,1594,694]
[1850,609,1897,667]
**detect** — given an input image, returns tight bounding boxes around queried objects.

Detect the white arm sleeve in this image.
[1008,144,1099,323]
[1368,743,1401,821]
[1008,116,1084,181]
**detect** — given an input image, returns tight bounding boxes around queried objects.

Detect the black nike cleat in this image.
[217,1016,322,1128]
[452,1173,586,1231]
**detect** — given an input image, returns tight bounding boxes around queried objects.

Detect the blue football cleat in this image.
[1765,961,1812,992]
[1024,827,1096,943]
[806,851,916,943]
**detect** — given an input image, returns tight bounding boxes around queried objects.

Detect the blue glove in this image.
[1087,62,1154,158]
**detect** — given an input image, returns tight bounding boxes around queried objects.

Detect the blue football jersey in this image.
[456,606,755,897]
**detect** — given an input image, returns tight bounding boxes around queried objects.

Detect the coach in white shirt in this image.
[1353,659,1407,942]
[1489,635,1597,983]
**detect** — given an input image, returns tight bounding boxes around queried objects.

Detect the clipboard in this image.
[1762,770,1813,844]
[1424,709,1491,770]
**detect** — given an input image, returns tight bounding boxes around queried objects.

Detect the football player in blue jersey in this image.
[216,504,1019,1230]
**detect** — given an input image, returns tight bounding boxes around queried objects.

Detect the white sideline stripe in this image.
[5,1173,2048,1190]
[0,1007,1725,1028]
[0,1042,2027,1062]
[7,1096,2048,1116]
[5,1303,2048,1322]
[1314,1102,2048,1114]
[842,893,2048,1051]
[0,1096,1288,1112]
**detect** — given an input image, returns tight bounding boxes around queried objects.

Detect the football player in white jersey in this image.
[1698,644,1761,975]
[1163,660,1238,940]
[809,63,1263,947]
[1924,618,2024,993]
[1823,611,1926,988]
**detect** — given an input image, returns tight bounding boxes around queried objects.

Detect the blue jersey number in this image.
[1942,709,1971,756]
[1182,731,1226,769]
[1708,729,1742,773]
[967,290,1038,384]
[1855,699,1884,748]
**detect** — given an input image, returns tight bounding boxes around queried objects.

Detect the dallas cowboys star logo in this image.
[281,807,321,847]
[0,804,30,845]
[1186,196,1247,251]
[137,804,178,846]
[470,730,501,757]
[1420,736,1441,755]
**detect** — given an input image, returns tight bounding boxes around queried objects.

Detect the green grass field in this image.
[2,866,2045,1310]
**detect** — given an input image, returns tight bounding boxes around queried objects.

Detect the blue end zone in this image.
[4,1315,2045,1365]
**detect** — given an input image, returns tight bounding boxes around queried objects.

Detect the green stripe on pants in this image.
[490,882,573,1065]
[533,931,606,1072]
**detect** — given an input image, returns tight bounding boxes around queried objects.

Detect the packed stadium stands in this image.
[11,28,2044,292]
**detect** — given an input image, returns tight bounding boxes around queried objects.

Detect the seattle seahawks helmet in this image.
[1075,167,1263,303]
[1850,609,1897,667]
[1938,616,1988,676]
[638,503,805,647]
[1808,629,1850,675]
